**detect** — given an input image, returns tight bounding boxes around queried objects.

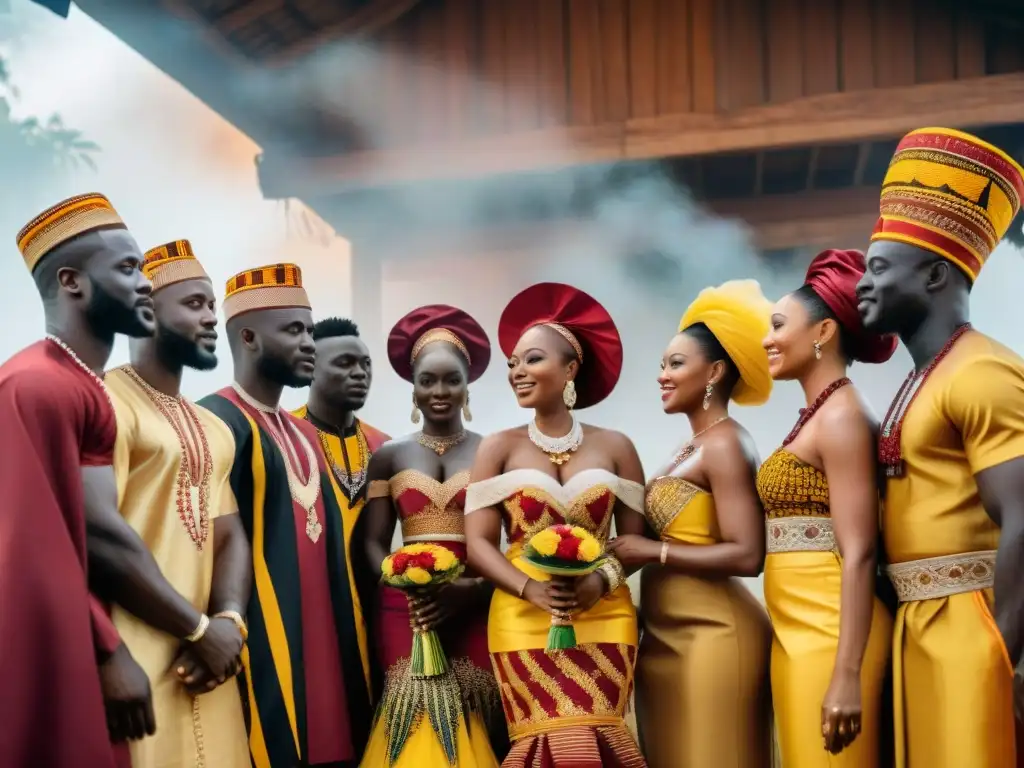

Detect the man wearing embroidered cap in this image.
[104,239,252,767]
[464,283,648,767]
[857,128,1024,767]
[199,264,370,767]
[0,193,165,767]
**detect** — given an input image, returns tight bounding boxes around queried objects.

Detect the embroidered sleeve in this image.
[367,479,391,499]
[465,474,521,514]
[613,478,645,514]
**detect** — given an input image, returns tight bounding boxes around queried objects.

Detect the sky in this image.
[6,0,1024,599]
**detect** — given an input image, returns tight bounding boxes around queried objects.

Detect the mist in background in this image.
[6,1,1024,598]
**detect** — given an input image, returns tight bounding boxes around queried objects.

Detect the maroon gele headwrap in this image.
[804,249,898,364]
[498,282,623,409]
[387,304,491,383]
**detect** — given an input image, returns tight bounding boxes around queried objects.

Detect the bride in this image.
[464,282,648,768]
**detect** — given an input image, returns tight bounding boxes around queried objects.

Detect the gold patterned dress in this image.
[757,450,892,767]
[465,468,646,768]
[360,469,502,767]
[635,475,773,768]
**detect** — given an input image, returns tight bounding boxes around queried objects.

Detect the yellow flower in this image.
[403,544,430,555]
[530,528,560,557]
[570,526,590,540]
[405,567,432,585]
[381,557,395,577]
[432,547,457,571]
[577,536,601,563]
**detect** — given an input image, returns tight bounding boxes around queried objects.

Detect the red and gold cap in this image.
[142,239,209,293]
[388,304,491,383]
[222,263,310,322]
[16,193,126,272]
[871,127,1024,282]
[498,282,622,409]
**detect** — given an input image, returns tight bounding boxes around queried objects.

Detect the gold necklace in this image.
[672,416,729,466]
[233,383,323,542]
[122,366,212,549]
[315,423,369,498]
[417,430,467,456]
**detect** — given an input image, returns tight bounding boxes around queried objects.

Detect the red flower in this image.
[391,552,412,574]
[409,552,437,570]
[555,535,581,560]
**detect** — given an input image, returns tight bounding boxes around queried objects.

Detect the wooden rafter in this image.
[258,73,1024,197]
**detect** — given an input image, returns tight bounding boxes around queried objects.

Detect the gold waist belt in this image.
[765,516,835,553]
[886,550,996,602]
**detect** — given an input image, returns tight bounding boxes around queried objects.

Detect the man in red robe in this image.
[200,265,371,768]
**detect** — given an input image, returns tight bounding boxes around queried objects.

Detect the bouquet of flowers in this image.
[381,543,464,677]
[523,524,605,652]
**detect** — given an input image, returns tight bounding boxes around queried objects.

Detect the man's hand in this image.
[190,616,244,680]
[171,646,242,695]
[99,643,156,742]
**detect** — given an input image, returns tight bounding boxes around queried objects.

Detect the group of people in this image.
[2,125,1022,768]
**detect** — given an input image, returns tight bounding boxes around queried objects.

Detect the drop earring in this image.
[703,383,714,410]
[463,393,473,422]
[562,380,577,409]
[411,394,421,424]
[813,340,822,360]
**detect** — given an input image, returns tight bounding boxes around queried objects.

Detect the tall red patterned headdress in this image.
[388,304,491,383]
[871,127,1024,282]
[498,282,623,409]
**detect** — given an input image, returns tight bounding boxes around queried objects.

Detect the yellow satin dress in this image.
[757,449,892,767]
[882,331,1023,768]
[635,476,773,768]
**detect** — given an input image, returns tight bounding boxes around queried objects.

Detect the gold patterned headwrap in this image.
[678,280,773,406]
[222,263,310,322]
[539,323,584,361]
[16,193,126,272]
[142,239,210,293]
[870,127,1024,282]
[410,329,471,366]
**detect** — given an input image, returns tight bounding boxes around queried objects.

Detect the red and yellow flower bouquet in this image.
[523,524,605,651]
[381,543,464,677]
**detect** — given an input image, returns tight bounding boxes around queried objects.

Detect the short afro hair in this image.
[312,317,359,341]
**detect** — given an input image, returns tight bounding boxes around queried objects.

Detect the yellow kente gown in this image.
[107,367,250,768]
[635,475,773,768]
[882,331,1024,767]
[757,449,892,768]
[465,468,647,768]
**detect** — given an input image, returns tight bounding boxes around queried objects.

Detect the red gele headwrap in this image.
[498,282,623,409]
[387,304,491,383]
[804,249,898,364]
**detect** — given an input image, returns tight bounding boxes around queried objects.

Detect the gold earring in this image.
[813,340,822,360]
[463,394,472,422]
[703,383,713,410]
[411,394,421,424]
[562,380,577,409]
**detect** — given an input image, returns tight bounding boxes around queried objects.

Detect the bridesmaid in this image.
[611,280,775,768]
[359,305,505,767]
[757,249,895,766]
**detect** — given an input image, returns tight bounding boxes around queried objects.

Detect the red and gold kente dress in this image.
[361,470,503,768]
[465,468,647,768]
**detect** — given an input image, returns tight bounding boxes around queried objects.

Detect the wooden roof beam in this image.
[259,73,1024,198]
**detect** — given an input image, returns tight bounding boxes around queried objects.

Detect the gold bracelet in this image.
[517,577,531,598]
[184,613,210,643]
[597,557,626,595]
[660,541,670,565]
[213,610,248,642]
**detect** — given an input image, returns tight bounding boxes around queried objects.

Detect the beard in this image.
[257,352,311,388]
[86,281,152,338]
[156,326,218,371]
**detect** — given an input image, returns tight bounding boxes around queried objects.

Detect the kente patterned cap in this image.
[498,282,623,409]
[16,193,126,272]
[222,263,310,322]
[871,127,1024,282]
[143,239,210,293]
[388,304,491,383]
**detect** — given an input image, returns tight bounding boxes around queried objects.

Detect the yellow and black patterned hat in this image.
[16,193,126,272]
[143,239,210,293]
[223,263,310,321]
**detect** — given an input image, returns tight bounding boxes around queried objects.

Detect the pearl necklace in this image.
[46,335,112,409]
[528,412,583,466]
[232,383,323,542]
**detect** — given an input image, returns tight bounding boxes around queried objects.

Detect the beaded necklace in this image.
[782,377,851,446]
[878,323,971,478]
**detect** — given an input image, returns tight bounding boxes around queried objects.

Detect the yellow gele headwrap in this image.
[678,280,773,406]
[142,239,210,293]
[870,127,1024,282]
[16,193,126,272]
[222,263,310,322]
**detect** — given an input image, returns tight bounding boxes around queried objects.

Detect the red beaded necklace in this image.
[782,377,851,446]
[878,323,971,477]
